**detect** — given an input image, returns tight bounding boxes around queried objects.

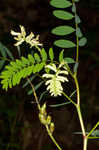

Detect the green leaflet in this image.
[64,57,75,64]
[54,40,76,48]
[59,50,64,62]
[52,26,75,36]
[33,62,44,73]
[79,37,87,46]
[50,0,72,8]
[53,10,74,20]
[28,54,35,63]
[76,27,83,38]
[34,53,41,63]
[75,14,81,24]
[41,48,47,62]
[49,48,54,61]
[72,3,76,13]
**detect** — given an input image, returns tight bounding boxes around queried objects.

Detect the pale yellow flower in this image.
[11,25,42,48]
[11,25,26,46]
[26,32,42,48]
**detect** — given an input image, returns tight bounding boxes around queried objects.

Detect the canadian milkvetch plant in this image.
[0,0,99,150]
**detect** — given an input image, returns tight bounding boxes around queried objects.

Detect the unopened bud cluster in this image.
[39,103,54,134]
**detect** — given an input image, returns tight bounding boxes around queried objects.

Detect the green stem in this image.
[46,125,62,150]
[28,78,62,150]
[62,91,76,106]
[76,24,79,63]
[27,77,40,110]
[73,76,80,106]
[76,106,86,137]
[73,76,88,150]
[87,121,99,138]
[72,0,79,63]
[88,136,99,139]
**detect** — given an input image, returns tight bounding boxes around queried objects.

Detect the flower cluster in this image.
[11,25,42,48]
[39,103,54,134]
[42,63,69,97]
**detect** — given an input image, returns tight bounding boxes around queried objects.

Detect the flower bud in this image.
[46,115,51,125]
[50,122,55,133]
[39,113,47,125]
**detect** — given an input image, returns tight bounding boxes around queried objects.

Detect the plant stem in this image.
[83,137,88,150]
[72,0,79,62]
[74,76,80,106]
[74,76,88,150]
[46,125,62,150]
[27,78,62,150]
[87,121,99,137]
[76,106,86,137]
[27,77,40,110]
[62,92,76,106]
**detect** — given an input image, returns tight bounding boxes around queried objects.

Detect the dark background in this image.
[0,0,99,150]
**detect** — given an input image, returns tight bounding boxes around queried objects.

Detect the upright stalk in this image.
[74,76,88,150]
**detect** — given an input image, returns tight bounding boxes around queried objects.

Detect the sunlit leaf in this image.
[59,50,64,62]
[34,53,41,62]
[49,48,54,61]
[41,48,47,62]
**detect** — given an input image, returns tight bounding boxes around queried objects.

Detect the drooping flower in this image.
[42,63,68,97]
